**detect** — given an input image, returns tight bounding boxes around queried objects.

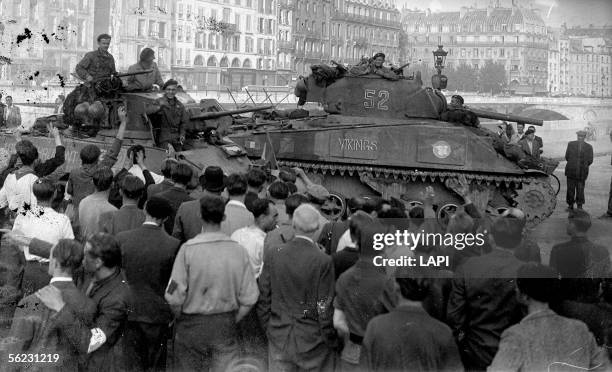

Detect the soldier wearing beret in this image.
[146,79,189,151]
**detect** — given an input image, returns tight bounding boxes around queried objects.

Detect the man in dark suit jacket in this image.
[517,128,542,159]
[147,158,177,198]
[4,239,96,372]
[361,268,463,371]
[34,233,131,372]
[157,163,193,234]
[257,204,337,371]
[565,130,594,210]
[116,197,180,372]
[172,166,225,243]
[0,94,6,127]
[447,218,526,370]
[100,175,146,235]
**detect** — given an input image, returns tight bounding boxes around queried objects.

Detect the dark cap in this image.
[201,166,226,193]
[576,130,587,137]
[568,209,591,231]
[373,52,385,60]
[525,128,535,135]
[163,79,179,90]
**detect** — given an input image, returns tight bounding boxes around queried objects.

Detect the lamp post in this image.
[431,44,448,90]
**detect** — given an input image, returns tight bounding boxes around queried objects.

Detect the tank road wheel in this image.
[436,202,459,230]
[321,191,347,221]
[514,178,557,228]
[549,174,561,196]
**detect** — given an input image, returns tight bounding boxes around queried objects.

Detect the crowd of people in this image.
[0,106,610,372]
[0,33,610,372]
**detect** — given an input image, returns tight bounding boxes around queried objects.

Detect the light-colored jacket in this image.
[488,309,608,372]
[4,105,21,128]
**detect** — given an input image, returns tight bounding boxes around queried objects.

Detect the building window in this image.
[246,15,252,32]
[208,33,217,49]
[223,8,230,22]
[149,21,157,37]
[159,22,166,38]
[500,48,505,57]
[178,3,184,19]
[233,35,240,51]
[178,26,183,41]
[235,14,240,31]
[186,27,191,42]
[138,19,146,37]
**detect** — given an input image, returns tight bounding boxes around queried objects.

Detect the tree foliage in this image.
[477,60,507,94]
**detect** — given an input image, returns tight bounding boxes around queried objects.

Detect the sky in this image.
[395,0,612,27]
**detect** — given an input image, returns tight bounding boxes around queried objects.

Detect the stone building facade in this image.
[401,2,549,94]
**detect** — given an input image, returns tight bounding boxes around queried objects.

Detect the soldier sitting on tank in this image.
[65,34,117,137]
[145,79,188,151]
[368,53,400,81]
[125,48,164,92]
[440,94,480,127]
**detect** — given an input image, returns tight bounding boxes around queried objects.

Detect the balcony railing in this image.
[278,40,295,51]
[331,12,401,29]
[278,0,295,9]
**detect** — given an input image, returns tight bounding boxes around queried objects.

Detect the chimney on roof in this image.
[460,6,468,18]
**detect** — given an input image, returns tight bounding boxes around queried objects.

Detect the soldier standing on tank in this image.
[69,34,117,136]
[146,79,188,151]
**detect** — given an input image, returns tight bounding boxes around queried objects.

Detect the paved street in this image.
[532,155,612,265]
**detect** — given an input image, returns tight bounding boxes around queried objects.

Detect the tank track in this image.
[279,160,557,227]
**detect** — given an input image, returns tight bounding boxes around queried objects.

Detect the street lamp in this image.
[433,44,447,75]
[431,45,448,90]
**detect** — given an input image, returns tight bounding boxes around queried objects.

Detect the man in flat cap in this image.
[126,48,164,91]
[517,127,542,159]
[146,79,189,151]
[564,130,593,211]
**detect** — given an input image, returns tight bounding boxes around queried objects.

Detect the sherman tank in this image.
[227,60,559,227]
[1,73,271,184]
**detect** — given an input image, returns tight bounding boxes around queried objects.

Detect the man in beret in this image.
[146,79,189,151]
[564,130,593,211]
[369,52,399,81]
[126,48,164,92]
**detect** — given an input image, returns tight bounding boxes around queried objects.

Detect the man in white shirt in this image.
[0,140,40,212]
[221,173,254,235]
[232,198,278,278]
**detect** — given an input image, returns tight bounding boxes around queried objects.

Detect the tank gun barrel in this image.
[113,69,154,79]
[469,108,543,126]
[190,105,274,120]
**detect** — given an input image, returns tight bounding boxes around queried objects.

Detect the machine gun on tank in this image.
[70,69,154,97]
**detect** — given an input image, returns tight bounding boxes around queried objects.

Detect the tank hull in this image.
[230,120,557,226]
